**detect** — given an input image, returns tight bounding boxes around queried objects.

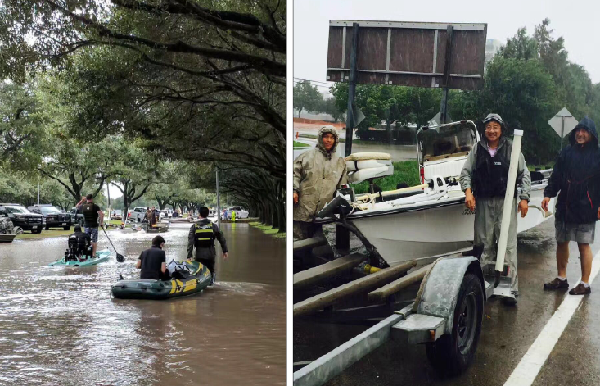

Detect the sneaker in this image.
[569,283,591,295]
[544,278,569,290]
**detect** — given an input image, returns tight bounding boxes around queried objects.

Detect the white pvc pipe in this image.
[496,129,523,272]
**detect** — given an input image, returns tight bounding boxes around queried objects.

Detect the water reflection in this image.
[0,223,285,385]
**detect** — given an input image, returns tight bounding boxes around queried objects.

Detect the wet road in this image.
[294,219,600,386]
[0,222,285,386]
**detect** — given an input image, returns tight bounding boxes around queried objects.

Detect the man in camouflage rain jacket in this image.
[293,126,347,239]
[0,216,14,234]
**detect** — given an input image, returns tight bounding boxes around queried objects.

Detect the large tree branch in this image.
[45,0,285,77]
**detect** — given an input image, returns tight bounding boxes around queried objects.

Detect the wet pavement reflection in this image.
[0,222,285,386]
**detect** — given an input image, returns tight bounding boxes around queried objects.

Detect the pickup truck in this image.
[28,205,72,230]
[0,204,44,234]
[128,207,148,222]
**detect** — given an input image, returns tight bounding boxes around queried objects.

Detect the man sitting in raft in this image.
[66,225,92,261]
[137,235,169,280]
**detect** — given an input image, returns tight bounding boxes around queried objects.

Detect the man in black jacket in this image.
[187,206,228,285]
[67,225,91,261]
[543,117,600,295]
[137,235,169,280]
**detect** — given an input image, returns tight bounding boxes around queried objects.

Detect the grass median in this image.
[249,222,286,239]
[16,220,125,240]
[352,160,421,194]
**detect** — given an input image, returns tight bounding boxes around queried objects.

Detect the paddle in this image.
[102,227,125,262]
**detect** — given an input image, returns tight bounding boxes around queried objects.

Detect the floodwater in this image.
[0,222,285,386]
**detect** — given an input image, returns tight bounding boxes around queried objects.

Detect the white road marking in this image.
[504,249,600,386]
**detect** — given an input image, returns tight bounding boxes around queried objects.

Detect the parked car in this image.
[111,210,123,220]
[28,205,73,230]
[159,210,168,220]
[227,206,249,220]
[0,204,44,234]
[129,207,148,222]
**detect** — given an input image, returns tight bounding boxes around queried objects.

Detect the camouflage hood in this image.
[316,126,339,159]
[0,217,14,234]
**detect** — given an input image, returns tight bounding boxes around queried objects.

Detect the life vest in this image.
[472,140,518,199]
[195,221,215,248]
[68,233,89,257]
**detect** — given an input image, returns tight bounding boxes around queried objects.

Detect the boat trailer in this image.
[293,232,518,386]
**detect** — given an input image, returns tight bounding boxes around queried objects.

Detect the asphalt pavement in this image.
[294,219,600,386]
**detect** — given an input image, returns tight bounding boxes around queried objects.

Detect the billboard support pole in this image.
[439,25,454,125]
[345,23,359,157]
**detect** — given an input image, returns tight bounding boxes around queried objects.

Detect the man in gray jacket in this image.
[187,206,228,285]
[293,126,348,240]
[460,114,530,304]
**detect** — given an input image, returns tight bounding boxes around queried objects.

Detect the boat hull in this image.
[350,185,554,266]
[111,260,211,300]
[49,249,112,267]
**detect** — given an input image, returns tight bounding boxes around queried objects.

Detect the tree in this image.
[293,80,323,118]
[1,0,285,136]
[110,142,160,218]
[450,57,560,164]
[0,82,47,170]
[322,97,344,122]
[499,28,538,60]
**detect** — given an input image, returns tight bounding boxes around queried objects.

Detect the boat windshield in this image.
[419,122,476,161]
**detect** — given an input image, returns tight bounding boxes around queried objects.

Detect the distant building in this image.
[485,39,503,63]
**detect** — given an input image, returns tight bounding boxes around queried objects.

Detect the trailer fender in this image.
[413,256,483,334]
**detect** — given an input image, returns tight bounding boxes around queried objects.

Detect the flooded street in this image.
[0,222,285,386]
[294,220,600,386]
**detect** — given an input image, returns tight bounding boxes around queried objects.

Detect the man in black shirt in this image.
[77,194,104,258]
[187,206,228,285]
[67,225,92,261]
[137,235,168,280]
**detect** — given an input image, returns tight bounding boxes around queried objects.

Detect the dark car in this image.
[0,204,44,234]
[28,205,72,230]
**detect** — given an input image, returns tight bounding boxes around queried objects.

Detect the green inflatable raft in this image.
[49,249,112,267]
[111,260,212,300]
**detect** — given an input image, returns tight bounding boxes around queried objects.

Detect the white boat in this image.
[319,120,555,267]
[338,180,553,266]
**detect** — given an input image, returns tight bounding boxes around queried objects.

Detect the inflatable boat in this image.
[111,260,212,300]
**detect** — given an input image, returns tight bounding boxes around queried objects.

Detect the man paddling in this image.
[187,206,228,285]
[137,235,169,280]
[80,194,104,258]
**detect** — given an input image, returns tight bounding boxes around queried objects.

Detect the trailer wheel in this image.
[426,273,483,375]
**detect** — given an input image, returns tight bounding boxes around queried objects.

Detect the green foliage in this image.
[451,57,560,164]
[0,82,48,170]
[331,83,441,141]
[293,80,323,117]
[352,161,420,194]
[293,141,310,148]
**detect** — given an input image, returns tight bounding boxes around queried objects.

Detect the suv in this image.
[227,206,249,219]
[28,205,72,230]
[129,207,148,222]
[0,204,44,234]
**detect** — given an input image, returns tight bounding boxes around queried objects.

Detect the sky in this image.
[294,0,600,95]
